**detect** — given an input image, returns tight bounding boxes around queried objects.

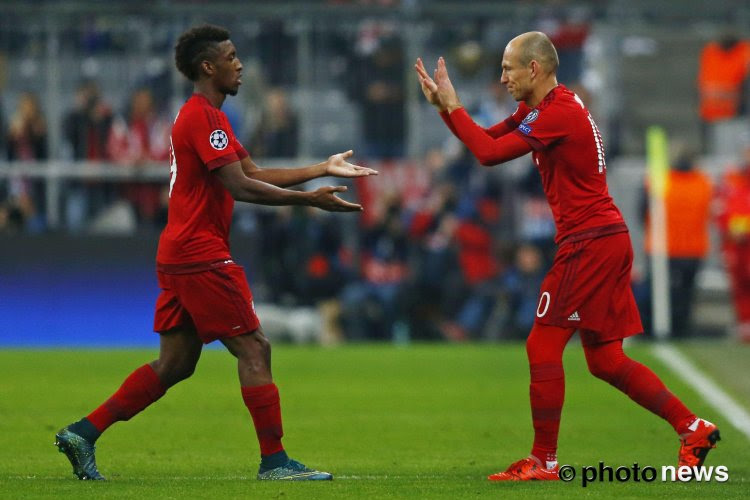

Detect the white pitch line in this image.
[652,343,750,442]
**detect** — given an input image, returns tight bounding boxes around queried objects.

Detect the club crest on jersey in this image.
[209,129,229,150]
[522,109,539,124]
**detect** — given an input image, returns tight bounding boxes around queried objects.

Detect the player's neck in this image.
[526,78,558,108]
[193,83,226,109]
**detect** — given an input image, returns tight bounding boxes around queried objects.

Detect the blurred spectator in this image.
[407,182,462,339]
[0,53,6,160]
[473,80,516,129]
[7,92,47,161]
[256,20,297,86]
[64,79,113,161]
[517,164,556,262]
[0,192,25,234]
[339,198,410,340]
[296,208,354,344]
[108,87,170,225]
[536,8,590,85]
[452,39,484,79]
[697,32,750,154]
[62,79,114,231]
[248,87,299,158]
[438,186,504,341]
[4,92,48,231]
[496,243,548,339]
[0,178,34,234]
[0,99,5,161]
[256,207,303,304]
[347,26,405,158]
[257,205,351,306]
[715,144,750,342]
[641,146,713,337]
[297,209,353,305]
[108,88,170,164]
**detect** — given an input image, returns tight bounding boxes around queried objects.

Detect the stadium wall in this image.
[0,235,162,347]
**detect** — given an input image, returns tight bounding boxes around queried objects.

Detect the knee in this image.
[237,334,272,372]
[526,331,554,366]
[258,334,271,360]
[249,331,271,358]
[584,341,629,383]
[586,357,615,382]
[152,357,197,387]
[525,323,572,365]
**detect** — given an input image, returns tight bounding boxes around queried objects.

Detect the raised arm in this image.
[416,57,531,166]
[214,161,363,212]
[240,150,377,188]
[447,108,532,166]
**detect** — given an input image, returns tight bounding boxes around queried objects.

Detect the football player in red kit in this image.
[416,31,720,481]
[55,24,377,481]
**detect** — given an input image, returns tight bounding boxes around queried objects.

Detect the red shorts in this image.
[534,231,643,345]
[153,262,260,343]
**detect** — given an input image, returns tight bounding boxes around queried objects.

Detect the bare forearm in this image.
[230,176,312,206]
[245,163,325,188]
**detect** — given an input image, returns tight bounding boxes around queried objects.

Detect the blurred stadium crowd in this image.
[1,0,750,342]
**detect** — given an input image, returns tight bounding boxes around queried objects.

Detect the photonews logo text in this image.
[557,461,729,487]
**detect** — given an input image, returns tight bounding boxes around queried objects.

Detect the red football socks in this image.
[529,361,565,465]
[583,340,695,434]
[526,324,575,465]
[87,364,166,433]
[524,325,697,465]
[241,383,285,456]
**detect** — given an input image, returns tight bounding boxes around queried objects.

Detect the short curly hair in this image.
[174,24,230,81]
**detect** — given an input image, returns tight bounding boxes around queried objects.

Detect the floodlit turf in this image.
[0,342,748,499]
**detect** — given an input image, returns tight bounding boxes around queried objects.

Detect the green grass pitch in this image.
[0,342,748,499]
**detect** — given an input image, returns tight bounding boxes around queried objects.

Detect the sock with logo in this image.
[583,340,695,434]
[86,364,167,435]
[242,383,286,470]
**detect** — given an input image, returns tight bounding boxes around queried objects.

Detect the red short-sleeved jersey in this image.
[156,94,249,265]
[508,85,625,243]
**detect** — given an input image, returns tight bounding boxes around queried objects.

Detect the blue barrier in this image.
[0,269,159,347]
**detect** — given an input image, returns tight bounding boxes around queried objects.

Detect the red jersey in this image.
[156,94,249,265]
[447,84,625,244]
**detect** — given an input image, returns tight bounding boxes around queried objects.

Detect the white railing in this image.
[0,161,165,229]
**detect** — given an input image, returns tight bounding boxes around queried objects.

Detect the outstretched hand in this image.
[325,150,378,178]
[310,185,363,212]
[415,57,462,112]
[415,58,442,108]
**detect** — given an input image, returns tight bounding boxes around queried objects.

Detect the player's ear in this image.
[200,60,215,77]
[529,59,541,78]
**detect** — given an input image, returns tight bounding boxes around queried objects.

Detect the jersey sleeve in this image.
[512,101,568,152]
[188,107,245,170]
[447,107,533,166]
[441,103,528,140]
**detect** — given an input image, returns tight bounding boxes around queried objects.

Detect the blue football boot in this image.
[257,459,333,481]
[54,428,105,480]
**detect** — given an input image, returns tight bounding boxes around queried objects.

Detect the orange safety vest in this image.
[645,170,713,258]
[697,40,750,122]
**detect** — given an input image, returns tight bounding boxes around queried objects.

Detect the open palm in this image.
[325,150,378,178]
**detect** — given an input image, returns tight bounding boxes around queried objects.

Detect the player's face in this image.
[500,44,532,102]
[213,40,243,96]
